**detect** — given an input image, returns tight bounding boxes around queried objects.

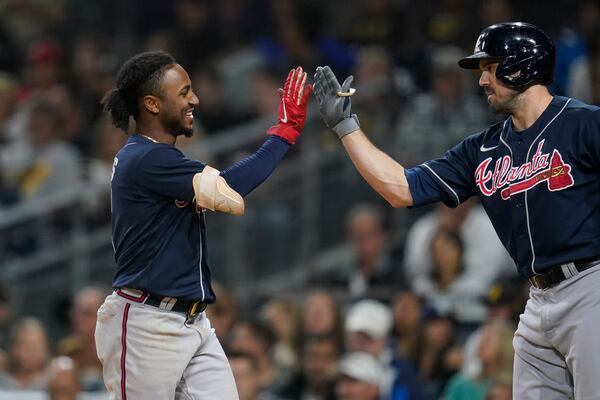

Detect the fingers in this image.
[341,75,354,91]
[323,66,341,92]
[283,69,294,98]
[287,66,302,99]
[313,66,328,104]
[296,71,307,105]
[316,67,331,93]
[282,66,311,104]
[314,66,325,90]
[292,67,306,102]
[313,82,324,105]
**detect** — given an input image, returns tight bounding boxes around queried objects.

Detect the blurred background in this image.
[0,0,598,399]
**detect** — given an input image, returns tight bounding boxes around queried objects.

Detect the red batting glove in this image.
[267,66,313,145]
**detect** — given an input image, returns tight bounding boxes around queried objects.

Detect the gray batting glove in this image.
[313,66,360,139]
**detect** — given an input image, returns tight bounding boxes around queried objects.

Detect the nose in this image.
[190,91,199,107]
[479,71,489,87]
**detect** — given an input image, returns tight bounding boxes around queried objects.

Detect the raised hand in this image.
[313,66,360,139]
[267,66,313,145]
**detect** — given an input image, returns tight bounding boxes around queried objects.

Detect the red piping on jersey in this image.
[121,303,130,400]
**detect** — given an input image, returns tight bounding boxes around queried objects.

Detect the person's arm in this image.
[221,66,313,197]
[313,66,412,208]
[314,66,477,209]
[340,129,413,207]
[220,135,289,197]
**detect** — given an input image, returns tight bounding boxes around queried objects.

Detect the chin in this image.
[173,123,194,138]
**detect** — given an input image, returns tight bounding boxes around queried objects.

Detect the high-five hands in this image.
[267,67,313,145]
[313,66,360,139]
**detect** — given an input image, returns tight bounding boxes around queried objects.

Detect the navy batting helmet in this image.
[458,22,555,89]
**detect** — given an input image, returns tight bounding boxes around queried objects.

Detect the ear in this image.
[142,95,160,115]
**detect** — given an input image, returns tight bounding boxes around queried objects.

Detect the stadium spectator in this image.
[414,227,488,325]
[56,287,107,392]
[260,298,300,371]
[17,98,82,200]
[229,319,290,396]
[443,319,515,400]
[297,289,344,349]
[404,199,514,306]
[46,356,81,400]
[317,203,404,301]
[0,318,50,390]
[391,290,423,361]
[336,352,385,400]
[229,351,282,400]
[278,334,339,400]
[413,312,460,399]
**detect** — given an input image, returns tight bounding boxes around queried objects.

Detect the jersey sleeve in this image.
[136,146,204,201]
[220,136,289,197]
[406,138,477,208]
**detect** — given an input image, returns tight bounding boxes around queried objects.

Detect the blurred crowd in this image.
[0,0,600,399]
[1,0,599,210]
[0,243,527,400]
[0,196,539,400]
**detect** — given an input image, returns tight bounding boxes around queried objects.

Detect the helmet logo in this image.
[474,38,484,53]
[508,70,523,79]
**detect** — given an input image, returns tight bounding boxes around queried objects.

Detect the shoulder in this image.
[125,142,186,169]
[469,120,505,147]
[557,97,600,136]
[560,96,600,120]
[444,120,506,156]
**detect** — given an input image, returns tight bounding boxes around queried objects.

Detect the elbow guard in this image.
[193,166,245,215]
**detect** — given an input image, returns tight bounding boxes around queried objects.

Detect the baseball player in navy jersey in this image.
[94,51,312,400]
[314,22,600,399]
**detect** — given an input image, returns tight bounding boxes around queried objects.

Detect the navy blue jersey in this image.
[110,134,212,301]
[406,96,600,278]
[110,134,290,301]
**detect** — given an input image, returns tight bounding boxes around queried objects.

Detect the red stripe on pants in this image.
[121,303,130,400]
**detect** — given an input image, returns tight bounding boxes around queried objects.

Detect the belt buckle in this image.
[530,275,543,289]
[186,301,205,321]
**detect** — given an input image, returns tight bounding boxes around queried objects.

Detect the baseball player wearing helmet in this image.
[95,51,312,400]
[314,22,600,399]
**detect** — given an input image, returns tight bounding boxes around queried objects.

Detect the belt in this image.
[529,257,600,289]
[116,288,207,319]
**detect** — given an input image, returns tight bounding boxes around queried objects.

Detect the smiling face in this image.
[478,59,521,114]
[156,64,199,137]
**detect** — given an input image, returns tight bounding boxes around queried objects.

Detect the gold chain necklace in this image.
[139,134,158,143]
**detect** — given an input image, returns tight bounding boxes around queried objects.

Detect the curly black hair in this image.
[102,51,176,131]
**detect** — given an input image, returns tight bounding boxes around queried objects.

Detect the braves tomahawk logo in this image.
[475,140,574,200]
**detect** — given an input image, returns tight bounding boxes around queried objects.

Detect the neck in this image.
[510,86,553,132]
[136,121,176,145]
